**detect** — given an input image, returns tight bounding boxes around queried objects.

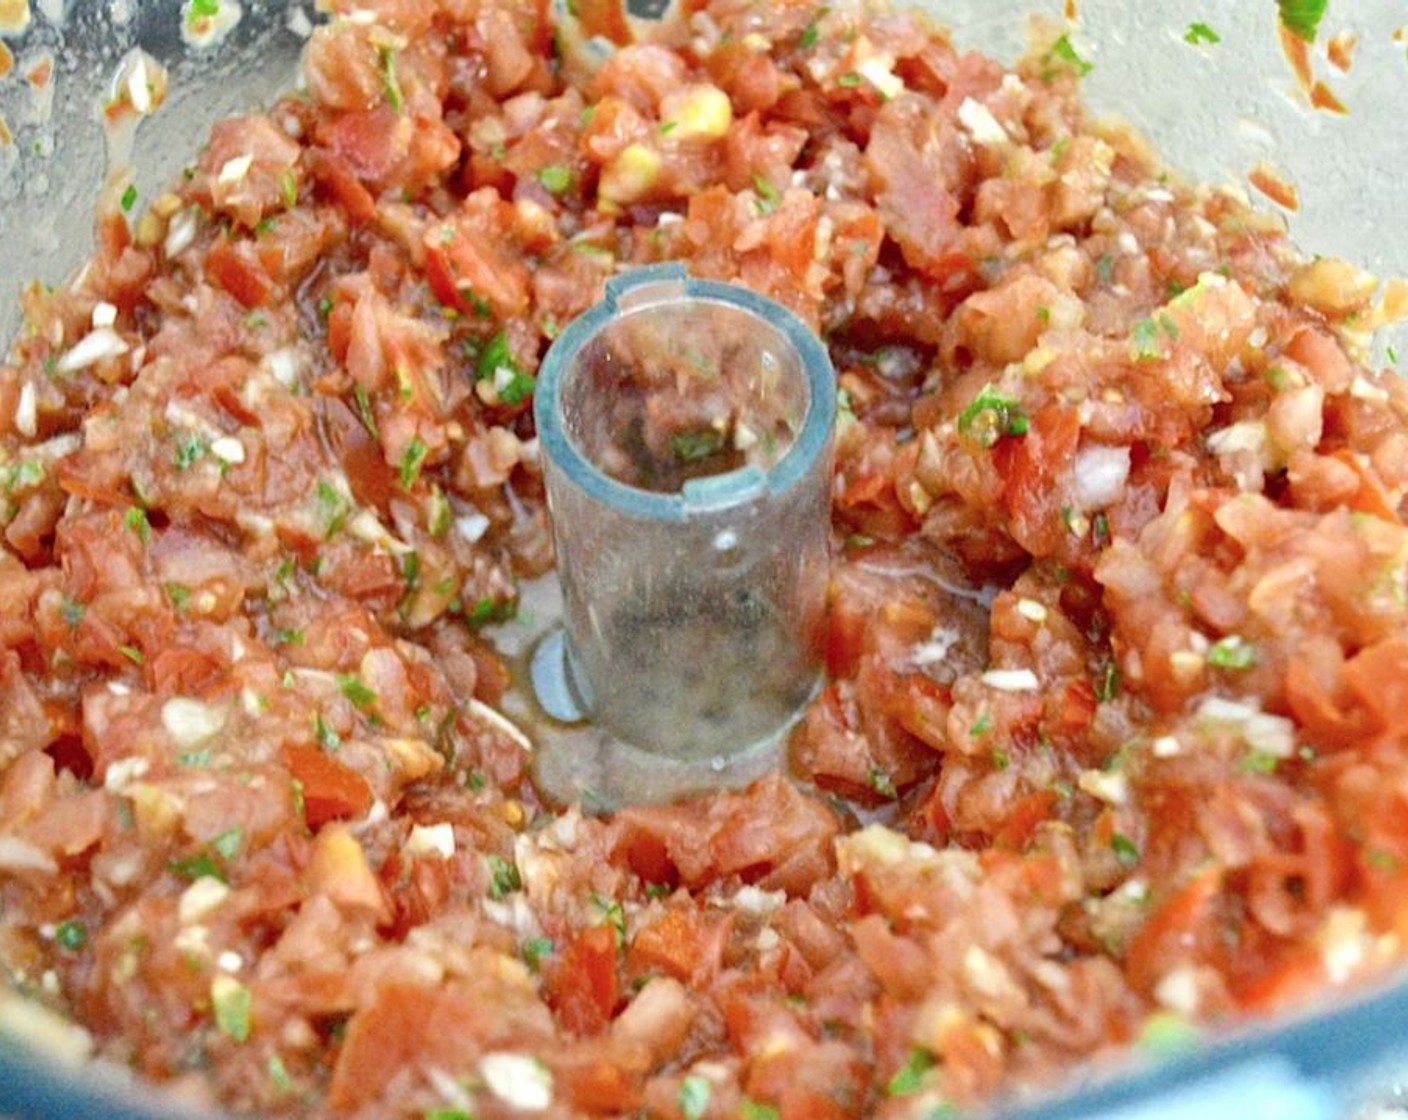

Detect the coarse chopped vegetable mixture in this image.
[2,1,1408,1118]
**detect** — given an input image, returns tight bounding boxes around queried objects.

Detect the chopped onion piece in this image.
[161,696,226,748]
[1073,444,1131,511]
[14,380,36,438]
[467,698,533,752]
[480,1052,553,1112]
[164,206,200,258]
[958,97,1008,145]
[178,877,231,924]
[981,668,1040,692]
[210,436,246,464]
[56,328,130,374]
[217,153,253,186]
[455,512,490,543]
[406,823,456,860]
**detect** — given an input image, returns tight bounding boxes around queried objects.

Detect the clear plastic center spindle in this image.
[531,264,835,785]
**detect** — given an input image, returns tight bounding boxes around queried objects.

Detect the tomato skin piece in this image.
[1124,866,1224,996]
[1231,945,1328,1013]
[421,206,530,319]
[626,907,732,990]
[306,147,378,225]
[546,924,620,1035]
[280,742,374,829]
[204,237,276,309]
[993,401,1081,558]
[1054,677,1097,734]
[992,789,1059,850]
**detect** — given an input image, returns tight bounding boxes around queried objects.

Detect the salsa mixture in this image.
[3,1,1408,1117]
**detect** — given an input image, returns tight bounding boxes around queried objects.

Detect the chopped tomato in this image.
[204,237,276,309]
[280,742,374,829]
[546,924,620,1035]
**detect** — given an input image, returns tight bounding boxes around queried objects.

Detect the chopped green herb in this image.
[1035,305,1051,323]
[1240,751,1280,774]
[836,387,857,428]
[211,975,252,1043]
[670,427,726,463]
[887,1047,935,1096]
[678,1075,711,1120]
[177,748,212,768]
[427,485,452,537]
[522,936,555,972]
[399,436,429,489]
[467,769,487,792]
[468,596,516,626]
[174,430,208,471]
[1184,22,1221,46]
[741,1103,781,1120]
[1366,848,1401,872]
[1111,833,1140,868]
[54,919,88,951]
[752,173,781,215]
[1045,33,1093,78]
[837,71,863,88]
[279,169,298,208]
[475,331,520,383]
[1096,253,1115,283]
[352,384,378,437]
[275,628,304,646]
[486,854,521,899]
[1208,635,1256,670]
[118,645,145,665]
[189,0,219,17]
[337,674,377,708]
[1130,317,1165,361]
[166,582,191,609]
[168,852,225,883]
[537,164,573,194]
[211,826,244,860]
[1277,0,1327,42]
[658,119,679,135]
[6,459,44,490]
[497,368,535,406]
[423,1110,471,1120]
[59,597,85,627]
[1139,1011,1200,1055]
[1092,511,1111,546]
[379,45,405,114]
[957,384,1030,448]
[867,767,898,800]
[1096,661,1121,703]
[316,479,350,538]
[971,710,992,738]
[120,183,139,212]
[267,1054,293,1095]
[254,217,279,238]
[124,505,151,545]
[992,746,1010,771]
[592,892,627,948]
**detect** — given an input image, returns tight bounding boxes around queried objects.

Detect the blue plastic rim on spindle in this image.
[531,263,836,771]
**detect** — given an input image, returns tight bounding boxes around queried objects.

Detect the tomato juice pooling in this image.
[533,265,835,774]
